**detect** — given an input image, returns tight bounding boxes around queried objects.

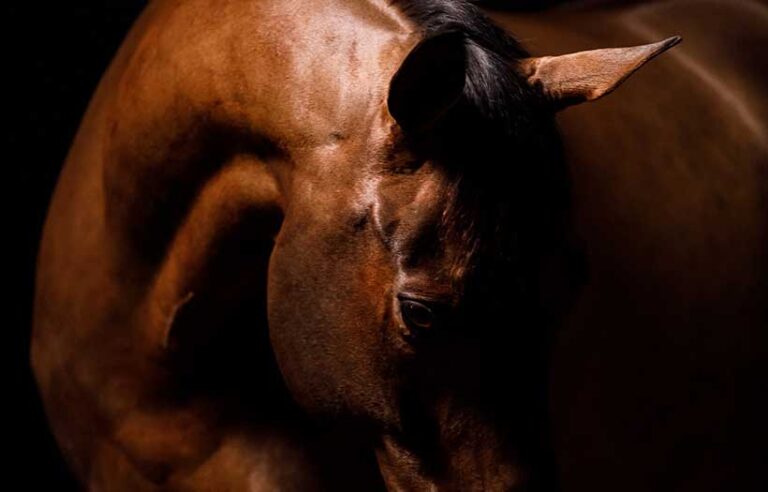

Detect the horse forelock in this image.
[390,1,568,304]
[393,0,534,126]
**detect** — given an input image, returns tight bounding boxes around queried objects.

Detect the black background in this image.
[7,3,148,488]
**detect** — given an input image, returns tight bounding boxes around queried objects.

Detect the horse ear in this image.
[388,31,467,133]
[518,36,681,110]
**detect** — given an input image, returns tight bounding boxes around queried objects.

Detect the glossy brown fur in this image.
[492,2,768,490]
[32,0,767,491]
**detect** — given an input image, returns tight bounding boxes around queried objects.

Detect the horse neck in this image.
[101,0,413,268]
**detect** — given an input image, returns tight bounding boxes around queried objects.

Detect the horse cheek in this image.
[266,216,400,425]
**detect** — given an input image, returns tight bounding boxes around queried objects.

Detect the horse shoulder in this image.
[33,0,315,487]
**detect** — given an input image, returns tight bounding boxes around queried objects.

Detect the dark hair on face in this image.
[394,0,572,318]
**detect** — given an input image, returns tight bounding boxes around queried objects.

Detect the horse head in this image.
[265,16,680,490]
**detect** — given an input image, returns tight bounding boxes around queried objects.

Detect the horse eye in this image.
[399,299,435,331]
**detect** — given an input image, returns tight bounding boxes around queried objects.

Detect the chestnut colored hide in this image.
[490,2,768,490]
[31,0,766,491]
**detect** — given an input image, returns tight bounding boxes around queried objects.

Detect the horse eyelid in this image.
[390,160,424,175]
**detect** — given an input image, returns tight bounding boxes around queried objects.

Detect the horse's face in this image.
[266,30,680,489]
[268,129,546,486]
[266,119,497,424]
[268,31,531,419]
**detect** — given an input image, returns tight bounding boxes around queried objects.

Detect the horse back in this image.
[492,2,768,490]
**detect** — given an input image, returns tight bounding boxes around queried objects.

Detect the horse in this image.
[31,0,768,490]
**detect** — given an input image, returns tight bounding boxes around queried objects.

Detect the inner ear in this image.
[388,31,468,134]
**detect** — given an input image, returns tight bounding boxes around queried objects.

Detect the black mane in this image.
[393,0,574,323]
[394,0,529,57]
[394,0,535,138]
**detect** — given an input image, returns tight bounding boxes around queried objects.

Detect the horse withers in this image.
[31,0,767,490]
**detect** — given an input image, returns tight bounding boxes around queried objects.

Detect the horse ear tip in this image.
[643,36,682,62]
[664,35,683,49]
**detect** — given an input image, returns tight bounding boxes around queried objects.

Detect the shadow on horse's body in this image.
[491,2,768,490]
[32,0,767,490]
